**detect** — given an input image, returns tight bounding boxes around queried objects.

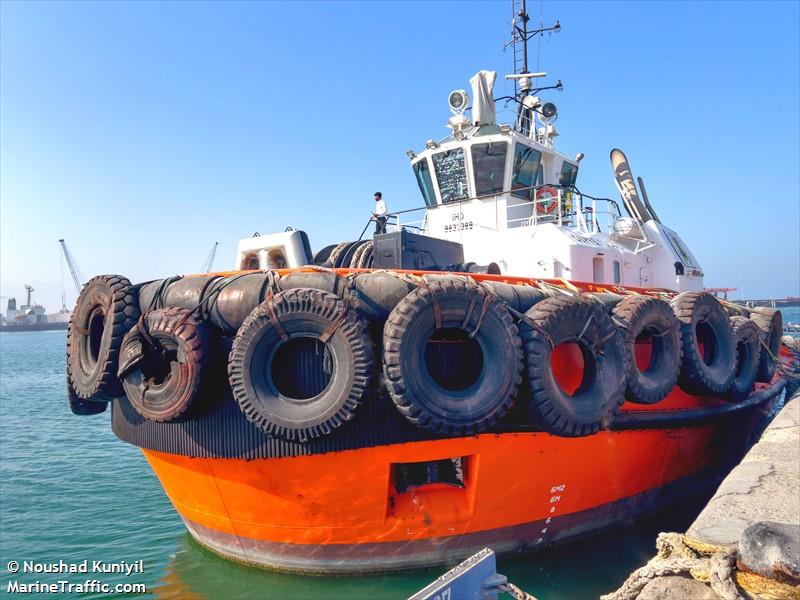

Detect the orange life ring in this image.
[535,186,559,214]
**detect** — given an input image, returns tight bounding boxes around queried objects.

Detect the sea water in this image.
[1,313,795,599]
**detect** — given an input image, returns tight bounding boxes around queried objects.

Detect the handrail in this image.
[356,184,631,240]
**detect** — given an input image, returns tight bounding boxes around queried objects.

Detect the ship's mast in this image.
[508,0,561,136]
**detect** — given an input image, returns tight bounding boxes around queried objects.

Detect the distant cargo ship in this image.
[1,286,69,332]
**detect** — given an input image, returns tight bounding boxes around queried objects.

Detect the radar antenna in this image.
[506,0,561,135]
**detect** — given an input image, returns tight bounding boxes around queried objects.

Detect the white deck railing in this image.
[377,185,632,238]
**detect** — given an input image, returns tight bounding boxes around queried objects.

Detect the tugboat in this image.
[66,3,788,574]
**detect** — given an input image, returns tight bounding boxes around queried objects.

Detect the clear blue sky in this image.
[1,0,798,311]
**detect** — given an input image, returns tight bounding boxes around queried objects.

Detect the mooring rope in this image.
[601,532,799,600]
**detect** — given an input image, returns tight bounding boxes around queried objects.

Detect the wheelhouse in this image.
[411,132,579,210]
[408,129,583,236]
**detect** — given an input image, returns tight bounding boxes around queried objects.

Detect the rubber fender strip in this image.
[608,379,786,431]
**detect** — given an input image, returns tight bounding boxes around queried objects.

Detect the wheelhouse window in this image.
[432,148,470,204]
[471,142,508,196]
[511,143,542,201]
[559,162,579,188]
[413,158,437,207]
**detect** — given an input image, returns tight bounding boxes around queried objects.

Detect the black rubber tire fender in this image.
[750,308,782,383]
[228,288,375,441]
[725,317,762,402]
[351,240,374,268]
[280,271,344,295]
[520,296,628,437]
[481,281,547,313]
[612,295,682,405]
[117,307,209,422]
[670,291,736,395]
[67,275,140,401]
[360,242,375,268]
[66,353,107,416]
[313,244,338,266]
[326,241,354,268]
[351,272,417,322]
[382,277,523,435]
[340,240,368,268]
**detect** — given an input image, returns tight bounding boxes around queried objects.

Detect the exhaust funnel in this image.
[610,148,652,222]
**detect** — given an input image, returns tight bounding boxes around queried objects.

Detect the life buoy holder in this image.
[535,186,559,214]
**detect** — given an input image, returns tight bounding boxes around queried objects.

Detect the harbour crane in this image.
[200,242,219,273]
[59,239,84,309]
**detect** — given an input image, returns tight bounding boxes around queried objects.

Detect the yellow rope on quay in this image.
[601,532,800,600]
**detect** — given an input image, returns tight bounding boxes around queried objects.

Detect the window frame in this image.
[412,157,438,208]
[559,161,579,188]
[431,147,471,204]
[470,140,509,197]
[510,143,543,201]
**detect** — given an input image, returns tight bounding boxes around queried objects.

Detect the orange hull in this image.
[134,382,782,574]
[103,268,786,573]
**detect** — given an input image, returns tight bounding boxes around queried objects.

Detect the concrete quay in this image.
[604,392,800,600]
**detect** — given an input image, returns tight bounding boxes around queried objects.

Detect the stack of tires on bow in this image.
[66,270,784,441]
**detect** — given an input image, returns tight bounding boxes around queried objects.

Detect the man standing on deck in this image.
[373,192,388,235]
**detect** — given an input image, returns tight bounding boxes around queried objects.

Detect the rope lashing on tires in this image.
[536,279,576,297]
[135,312,157,350]
[601,532,799,600]
[228,287,375,441]
[319,305,351,343]
[759,338,800,383]
[174,272,265,328]
[147,275,183,312]
[505,304,555,349]
[575,313,594,343]
[264,300,290,342]
[392,273,444,329]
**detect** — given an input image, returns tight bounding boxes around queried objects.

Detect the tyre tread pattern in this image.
[670,291,735,395]
[612,295,682,405]
[725,316,761,402]
[521,296,629,437]
[228,288,374,441]
[383,277,523,435]
[119,306,209,422]
[67,274,139,401]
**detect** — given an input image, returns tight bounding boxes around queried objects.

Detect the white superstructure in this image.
[398,69,703,291]
[235,11,704,293]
